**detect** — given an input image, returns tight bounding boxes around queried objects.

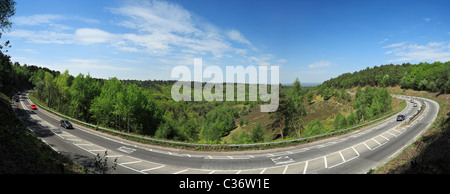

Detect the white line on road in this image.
[141,165,166,172]
[303,161,308,174]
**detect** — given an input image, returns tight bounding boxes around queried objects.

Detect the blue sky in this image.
[4,0,450,84]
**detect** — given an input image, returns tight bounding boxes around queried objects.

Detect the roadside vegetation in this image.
[372,87,450,173]
[1,0,448,173]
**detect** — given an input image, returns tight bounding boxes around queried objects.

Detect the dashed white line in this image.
[387,131,398,137]
[283,165,289,174]
[174,168,190,174]
[120,161,142,165]
[372,138,381,145]
[363,142,372,150]
[339,151,345,162]
[380,135,389,141]
[260,168,267,174]
[351,146,360,156]
[303,161,308,174]
[141,165,165,172]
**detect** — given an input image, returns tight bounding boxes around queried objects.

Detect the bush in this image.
[250,123,264,143]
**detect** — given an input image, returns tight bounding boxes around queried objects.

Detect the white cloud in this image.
[108,0,236,58]
[13,14,65,26]
[248,54,274,66]
[75,28,116,44]
[7,0,276,74]
[227,29,251,45]
[112,0,198,34]
[383,41,450,63]
[382,41,407,48]
[13,14,99,27]
[277,59,287,63]
[308,60,333,68]
[7,29,74,44]
[378,38,389,44]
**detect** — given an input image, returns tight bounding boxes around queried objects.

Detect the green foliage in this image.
[250,122,264,143]
[306,91,314,104]
[323,61,450,94]
[201,106,238,143]
[303,118,327,137]
[353,86,391,122]
[271,78,307,139]
[0,0,15,33]
[321,87,331,100]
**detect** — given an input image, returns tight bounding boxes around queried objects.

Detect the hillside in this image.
[319,61,450,173]
[0,92,82,173]
[374,87,450,173]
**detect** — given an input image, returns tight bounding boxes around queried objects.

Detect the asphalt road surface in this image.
[13,91,439,174]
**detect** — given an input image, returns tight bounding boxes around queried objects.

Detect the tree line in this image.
[323,61,450,94]
[26,67,284,144]
[29,70,163,136]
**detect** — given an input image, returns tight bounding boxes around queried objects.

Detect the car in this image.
[413,103,418,107]
[30,104,37,110]
[60,120,73,129]
[397,115,406,121]
[15,97,19,102]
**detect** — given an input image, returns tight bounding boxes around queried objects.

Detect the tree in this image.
[306,91,313,104]
[285,78,307,137]
[0,0,15,53]
[90,77,123,128]
[270,85,290,139]
[334,113,344,129]
[0,0,15,34]
[321,87,331,100]
[69,73,100,122]
[250,122,264,143]
[53,70,72,112]
[303,118,325,137]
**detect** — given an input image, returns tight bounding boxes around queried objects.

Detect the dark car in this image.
[60,120,73,129]
[15,97,19,102]
[397,115,406,121]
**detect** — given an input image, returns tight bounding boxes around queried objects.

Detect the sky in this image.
[3,0,450,84]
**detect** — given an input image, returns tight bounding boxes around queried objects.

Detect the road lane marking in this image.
[303,161,308,174]
[120,161,142,165]
[271,156,295,165]
[380,135,389,141]
[260,168,267,174]
[140,165,166,172]
[352,146,359,156]
[23,93,437,174]
[174,168,190,174]
[117,146,137,154]
[283,165,289,174]
[339,151,345,162]
[363,142,372,150]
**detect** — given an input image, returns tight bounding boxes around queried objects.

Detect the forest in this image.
[2,48,449,145]
[323,61,450,94]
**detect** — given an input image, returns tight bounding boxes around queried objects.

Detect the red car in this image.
[30,104,37,110]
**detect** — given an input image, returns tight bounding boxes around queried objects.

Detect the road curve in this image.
[14,91,439,174]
